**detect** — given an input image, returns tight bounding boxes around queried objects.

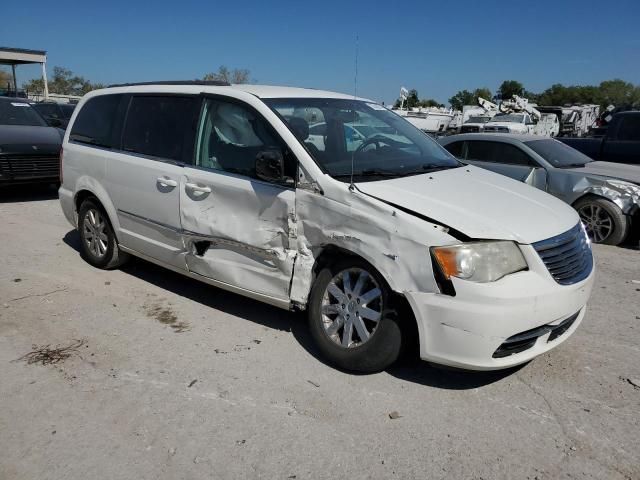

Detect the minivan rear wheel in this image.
[308,258,402,373]
[78,199,129,269]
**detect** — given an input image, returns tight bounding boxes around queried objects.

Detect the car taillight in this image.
[59,147,63,183]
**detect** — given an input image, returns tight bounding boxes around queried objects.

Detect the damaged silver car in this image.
[60,82,594,373]
[439,133,640,245]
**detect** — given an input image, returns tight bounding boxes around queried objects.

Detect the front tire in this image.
[308,258,402,373]
[575,197,630,245]
[78,199,129,269]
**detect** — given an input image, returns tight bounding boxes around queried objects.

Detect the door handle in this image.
[157,177,178,188]
[185,183,212,194]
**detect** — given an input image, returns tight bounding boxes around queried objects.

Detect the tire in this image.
[308,258,402,373]
[78,199,129,269]
[574,196,630,245]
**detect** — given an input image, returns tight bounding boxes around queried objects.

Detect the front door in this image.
[179,97,297,301]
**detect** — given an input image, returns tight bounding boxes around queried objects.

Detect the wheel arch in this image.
[73,177,121,236]
[305,243,420,355]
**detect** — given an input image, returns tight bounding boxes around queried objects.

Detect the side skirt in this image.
[119,244,293,311]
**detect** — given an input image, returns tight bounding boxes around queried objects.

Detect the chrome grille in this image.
[0,155,59,180]
[533,223,593,285]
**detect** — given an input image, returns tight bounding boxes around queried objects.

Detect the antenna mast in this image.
[349,34,359,191]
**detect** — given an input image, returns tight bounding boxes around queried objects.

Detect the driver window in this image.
[196,99,295,181]
[466,141,534,166]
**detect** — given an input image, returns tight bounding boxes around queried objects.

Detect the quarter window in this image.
[69,94,123,148]
[195,99,295,181]
[122,95,199,162]
[466,141,534,166]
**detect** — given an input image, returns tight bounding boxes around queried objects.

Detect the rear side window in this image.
[616,115,640,141]
[466,141,533,166]
[70,95,123,148]
[122,95,199,162]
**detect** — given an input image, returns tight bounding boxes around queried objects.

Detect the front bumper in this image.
[405,245,595,370]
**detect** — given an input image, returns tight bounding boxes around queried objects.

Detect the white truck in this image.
[484,95,560,137]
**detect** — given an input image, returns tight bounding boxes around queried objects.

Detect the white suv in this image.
[59,81,595,372]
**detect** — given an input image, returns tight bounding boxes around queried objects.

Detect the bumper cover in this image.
[405,246,595,370]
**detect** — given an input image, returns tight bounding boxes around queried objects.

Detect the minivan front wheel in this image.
[78,199,129,269]
[308,259,402,372]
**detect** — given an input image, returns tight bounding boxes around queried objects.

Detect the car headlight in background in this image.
[606,179,640,197]
[431,241,527,283]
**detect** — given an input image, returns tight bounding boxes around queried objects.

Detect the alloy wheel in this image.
[320,268,383,348]
[83,208,108,258]
[578,203,613,243]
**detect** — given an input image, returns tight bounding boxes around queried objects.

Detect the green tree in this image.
[23,66,102,95]
[448,88,492,110]
[598,79,638,107]
[202,66,251,84]
[448,90,475,110]
[498,80,524,100]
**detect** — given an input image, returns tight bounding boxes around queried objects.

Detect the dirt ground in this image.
[1,185,639,480]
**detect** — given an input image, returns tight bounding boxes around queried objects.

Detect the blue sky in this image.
[2,0,639,105]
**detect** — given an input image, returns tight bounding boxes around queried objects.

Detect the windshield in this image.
[490,113,524,124]
[465,116,491,124]
[0,100,48,127]
[265,98,460,181]
[525,139,593,167]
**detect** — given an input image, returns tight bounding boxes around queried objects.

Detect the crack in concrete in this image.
[7,288,68,303]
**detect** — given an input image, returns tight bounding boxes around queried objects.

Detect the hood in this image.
[355,165,579,244]
[0,125,63,155]
[566,161,640,185]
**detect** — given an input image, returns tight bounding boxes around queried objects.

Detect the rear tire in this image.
[308,258,402,373]
[575,196,630,245]
[78,199,129,269]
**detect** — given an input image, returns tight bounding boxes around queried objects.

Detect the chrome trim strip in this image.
[118,209,182,233]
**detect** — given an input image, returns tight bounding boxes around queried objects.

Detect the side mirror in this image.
[255,149,285,183]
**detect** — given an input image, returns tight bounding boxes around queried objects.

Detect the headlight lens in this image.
[431,241,527,283]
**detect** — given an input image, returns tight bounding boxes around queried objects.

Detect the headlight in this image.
[431,241,527,283]
[606,179,640,196]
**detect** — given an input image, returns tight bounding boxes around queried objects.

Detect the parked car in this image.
[31,101,76,129]
[60,82,594,372]
[439,133,640,245]
[559,111,640,165]
[0,96,63,186]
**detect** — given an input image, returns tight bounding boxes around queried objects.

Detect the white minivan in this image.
[59,81,595,372]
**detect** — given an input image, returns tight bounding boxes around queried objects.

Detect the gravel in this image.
[1,186,639,479]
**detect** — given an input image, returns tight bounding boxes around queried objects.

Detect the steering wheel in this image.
[354,135,386,155]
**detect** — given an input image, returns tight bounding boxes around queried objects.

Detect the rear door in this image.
[179,96,297,301]
[462,140,547,189]
[105,94,200,268]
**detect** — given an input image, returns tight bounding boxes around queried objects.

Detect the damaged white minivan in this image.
[59,82,595,372]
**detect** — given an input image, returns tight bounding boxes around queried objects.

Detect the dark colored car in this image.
[31,102,76,129]
[0,97,63,186]
[559,111,640,165]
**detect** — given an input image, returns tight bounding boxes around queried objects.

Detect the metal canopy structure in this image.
[0,47,48,99]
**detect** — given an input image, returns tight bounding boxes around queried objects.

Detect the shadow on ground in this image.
[0,183,58,203]
[63,229,520,390]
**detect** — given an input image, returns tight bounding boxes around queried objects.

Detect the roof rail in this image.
[107,80,231,88]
